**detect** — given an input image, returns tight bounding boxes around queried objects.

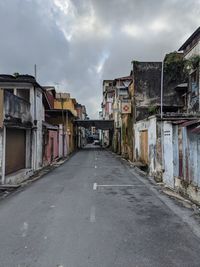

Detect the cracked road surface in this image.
[0,146,200,267]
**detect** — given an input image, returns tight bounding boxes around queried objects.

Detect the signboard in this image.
[121,101,131,114]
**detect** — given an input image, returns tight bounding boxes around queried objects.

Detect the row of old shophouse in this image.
[101,26,200,204]
[0,75,87,185]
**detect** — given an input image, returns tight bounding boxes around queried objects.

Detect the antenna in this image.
[34,64,37,80]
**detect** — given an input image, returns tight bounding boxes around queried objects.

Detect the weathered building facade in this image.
[44,88,78,156]
[112,76,132,154]
[101,80,114,147]
[0,75,44,184]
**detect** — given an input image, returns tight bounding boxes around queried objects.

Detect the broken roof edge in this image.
[178,26,200,51]
[0,74,44,90]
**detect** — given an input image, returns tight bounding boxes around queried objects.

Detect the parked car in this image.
[93,140,100,145]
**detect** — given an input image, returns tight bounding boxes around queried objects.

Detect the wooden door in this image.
[5,128,26,175]
[140,130,148,164]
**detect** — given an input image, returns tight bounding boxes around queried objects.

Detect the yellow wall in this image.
[47,114,75,155]
[54,98,77,117]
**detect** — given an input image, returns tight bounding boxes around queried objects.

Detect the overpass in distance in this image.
[75,119,114,130]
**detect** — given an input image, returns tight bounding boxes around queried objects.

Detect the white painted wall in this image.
[163,122,175,188]
[34,88,44,169]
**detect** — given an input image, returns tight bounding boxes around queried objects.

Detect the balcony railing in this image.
[4,91,32,123]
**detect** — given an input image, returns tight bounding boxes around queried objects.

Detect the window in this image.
[16,89,30,102]
[5,88,14,94]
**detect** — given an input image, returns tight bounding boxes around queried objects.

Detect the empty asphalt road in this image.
[0,145,200,267]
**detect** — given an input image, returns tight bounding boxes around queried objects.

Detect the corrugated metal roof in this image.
[42,121,58,130]
[178,26,200,51]
[180,120,200,127]
[191,126,200,134]
[172,120,188,125]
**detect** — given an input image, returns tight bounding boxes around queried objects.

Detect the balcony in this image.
[4,91,32,125]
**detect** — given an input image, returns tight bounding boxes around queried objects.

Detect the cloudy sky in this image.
[0,0,199,118]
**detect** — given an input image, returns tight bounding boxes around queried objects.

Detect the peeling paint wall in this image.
[172,124,200,204]
[34,88,44,170]
[43,130,59,165]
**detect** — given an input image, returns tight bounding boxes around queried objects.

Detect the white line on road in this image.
[90,206,96,223]
[93,183,144,190]
[94,165,97,168]
[20,222,28,237]
[93,183,97,190]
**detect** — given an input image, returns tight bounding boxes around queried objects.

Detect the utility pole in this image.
[160,59,165,172]
[160,61,164,119]
[60,93,65,157]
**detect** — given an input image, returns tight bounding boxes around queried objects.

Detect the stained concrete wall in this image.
[36,88,44,169]
[43,130,59,165]
[133,62,162,121]
[163,122,179,188]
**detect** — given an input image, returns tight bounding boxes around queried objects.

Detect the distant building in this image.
[44,88,78,155]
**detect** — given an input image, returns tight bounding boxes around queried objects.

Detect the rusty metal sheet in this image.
[190,126,200,134]
[180,120,199,127]
[172,120,187,125]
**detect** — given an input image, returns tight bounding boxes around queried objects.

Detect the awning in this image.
[42,121,58,130]
[174,83,188,91]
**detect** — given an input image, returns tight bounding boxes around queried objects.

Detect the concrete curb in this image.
[109,149,200,211]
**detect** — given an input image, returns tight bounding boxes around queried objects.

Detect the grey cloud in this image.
[0,0,199,118]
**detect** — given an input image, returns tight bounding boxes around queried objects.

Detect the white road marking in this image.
[50,205,55,208]
[90,206,96,223]
[93,183,97,190]
[94,165,97,168]
[93,184,145,189]
[98,184,143,187]
[20,222,28,237]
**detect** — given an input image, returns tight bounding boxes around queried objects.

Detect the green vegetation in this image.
[164,52,187,82]
[13,72,20,77]
[148,106,157,116]
[184,55,200,72]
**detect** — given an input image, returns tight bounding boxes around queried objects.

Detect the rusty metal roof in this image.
[172,120,188,125]
[179,26,200,51]
[180,120,200,127]
[191,126,200,134]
